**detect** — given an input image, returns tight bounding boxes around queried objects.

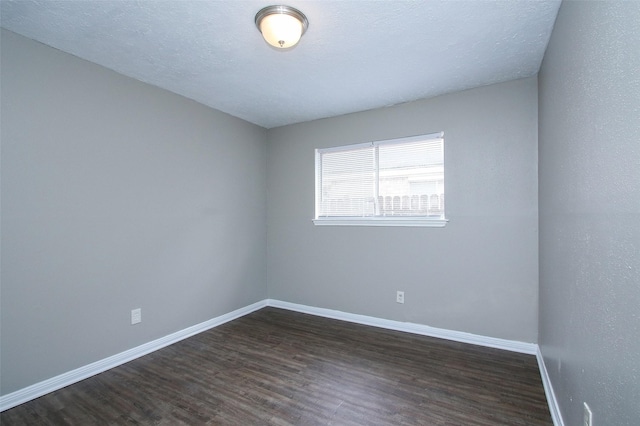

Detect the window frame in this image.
[313,132,447,227]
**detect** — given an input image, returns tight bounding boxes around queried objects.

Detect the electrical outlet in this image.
[131,308,142,325]
[396,291,405,304]
[583,402,593,426]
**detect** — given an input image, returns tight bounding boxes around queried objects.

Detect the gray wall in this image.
[267,77,539,343]
[0,30,267,395]
[538,2,640,425]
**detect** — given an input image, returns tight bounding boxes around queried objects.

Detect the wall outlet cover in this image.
[131,308,142,325]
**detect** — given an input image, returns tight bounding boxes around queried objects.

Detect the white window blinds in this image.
[315,132,446,227]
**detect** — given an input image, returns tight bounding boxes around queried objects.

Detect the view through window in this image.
[314,132,446,226]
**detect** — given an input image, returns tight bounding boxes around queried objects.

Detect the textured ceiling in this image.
[1,0,561,129]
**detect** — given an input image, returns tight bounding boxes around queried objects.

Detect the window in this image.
[314,132,446,227]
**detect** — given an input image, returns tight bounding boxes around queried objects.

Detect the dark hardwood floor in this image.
[1,307,552,425]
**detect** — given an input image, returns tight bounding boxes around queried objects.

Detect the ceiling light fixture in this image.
[255,5,309,49]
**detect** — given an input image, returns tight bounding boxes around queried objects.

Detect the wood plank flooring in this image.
[1,307,552,425]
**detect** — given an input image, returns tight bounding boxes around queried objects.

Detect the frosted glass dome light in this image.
[255,5,309,49]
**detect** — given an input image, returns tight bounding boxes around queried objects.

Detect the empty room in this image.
[1,1,638,425]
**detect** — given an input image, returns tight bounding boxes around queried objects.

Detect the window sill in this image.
[312,218,448,227]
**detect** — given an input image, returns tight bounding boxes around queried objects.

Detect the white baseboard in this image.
[536,346,565,426]
[266,299,538,355]
[0,300,267,412]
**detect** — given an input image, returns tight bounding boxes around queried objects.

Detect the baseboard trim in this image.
[536,346,565,426]
[266,299,538,355]
[0,300,267,412]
